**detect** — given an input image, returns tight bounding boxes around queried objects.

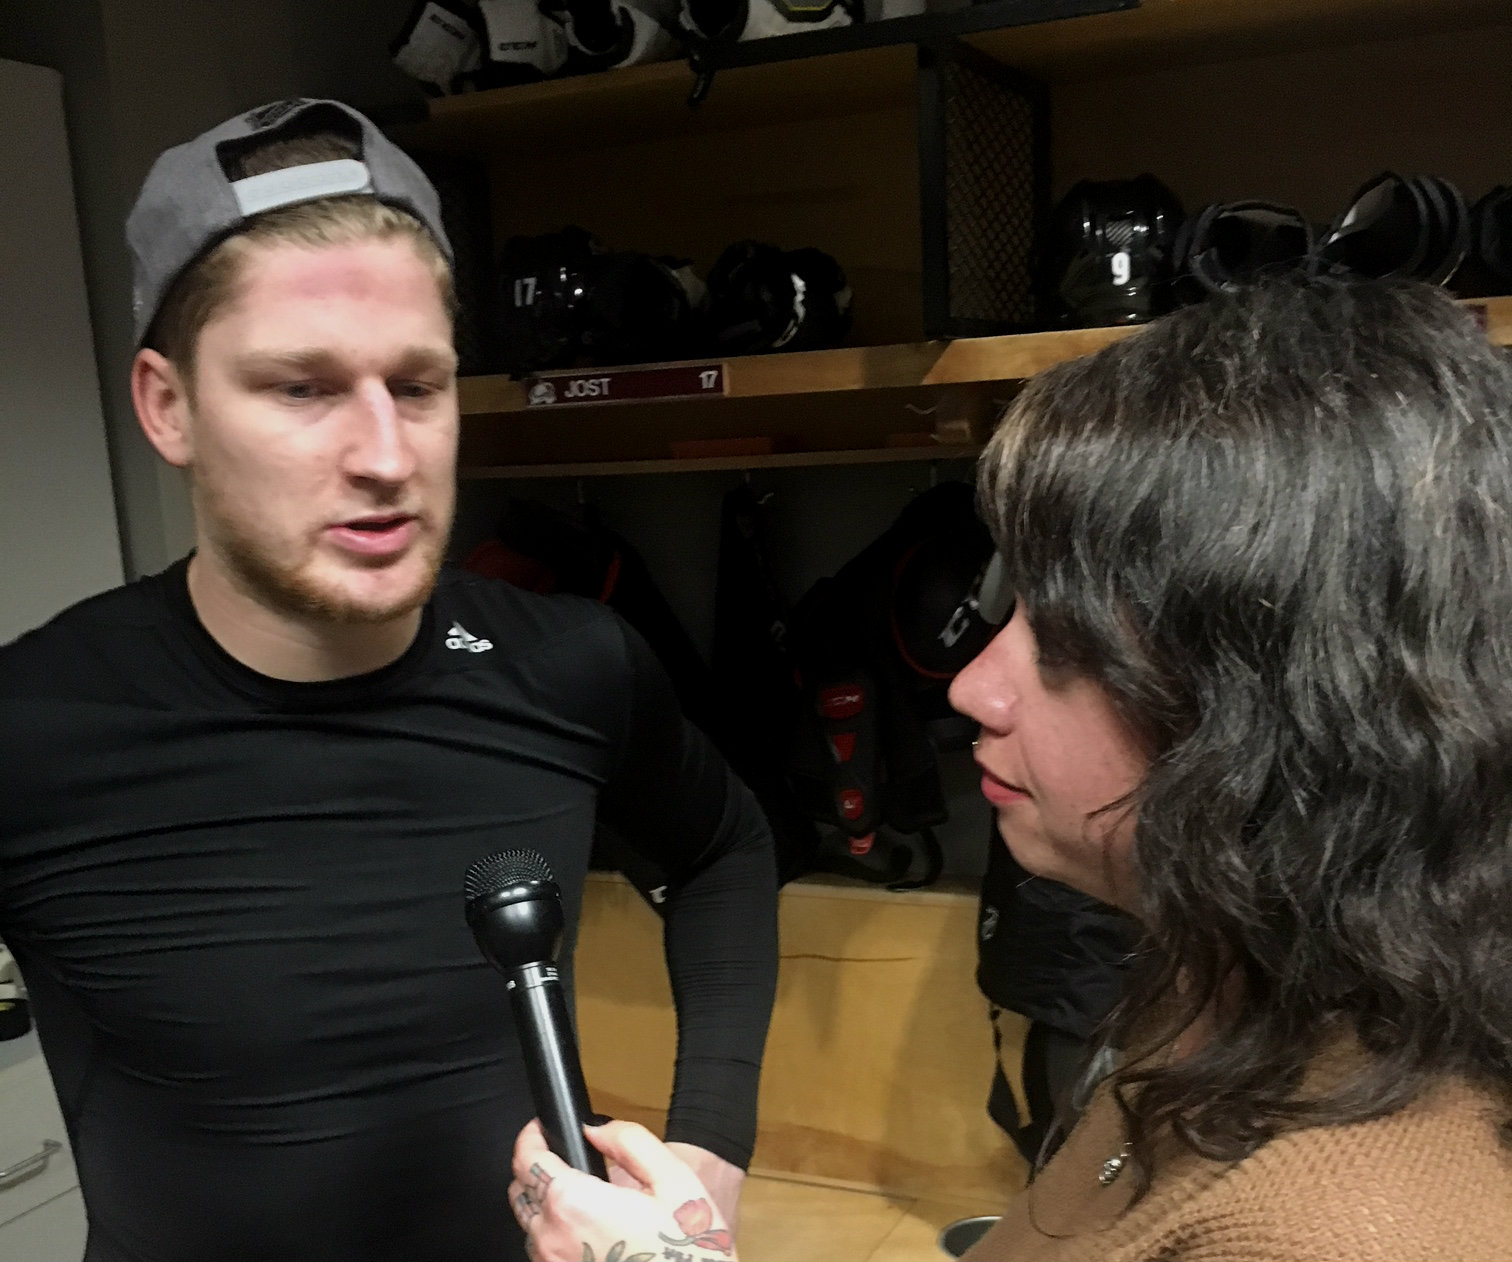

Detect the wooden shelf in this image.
[457,325,1143,416]
[458,295,1512,417]
[456,296,1512,479]
[968,0,1512,81]
[391,45,919,158]
[389,0,1510,159]
[459,444,981,480]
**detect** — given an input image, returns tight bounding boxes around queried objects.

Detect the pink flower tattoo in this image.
[658,1198,734,1255]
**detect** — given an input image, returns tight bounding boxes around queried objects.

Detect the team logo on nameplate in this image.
[524,363,726,407]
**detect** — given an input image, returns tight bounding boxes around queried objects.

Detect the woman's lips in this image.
[978,766,1030,806]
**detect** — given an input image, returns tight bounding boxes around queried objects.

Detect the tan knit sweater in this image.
[964,1075,1512,1262]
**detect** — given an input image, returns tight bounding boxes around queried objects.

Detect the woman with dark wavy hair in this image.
[507,277,1512,1262]
[951,275,1512,1258]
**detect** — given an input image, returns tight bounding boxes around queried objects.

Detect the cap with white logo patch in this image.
[126,98,453,348]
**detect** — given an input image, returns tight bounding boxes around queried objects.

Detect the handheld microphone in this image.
[464,848,608,1178]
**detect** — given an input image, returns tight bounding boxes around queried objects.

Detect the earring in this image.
[972,738,981,751]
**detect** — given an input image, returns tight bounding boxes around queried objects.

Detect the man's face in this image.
[182,236,458,625]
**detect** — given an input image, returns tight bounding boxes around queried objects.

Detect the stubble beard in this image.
[200,482,454,627]
[220,526,447,625]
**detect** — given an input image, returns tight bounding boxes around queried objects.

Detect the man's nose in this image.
[345,379,416,484]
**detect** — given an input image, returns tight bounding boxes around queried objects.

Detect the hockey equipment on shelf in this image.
[391,1,485,95]
[680,0,858,43]
[495,225,606,376]
[576,253,708,366]
[1456,185,1512,297]
[1317,171,1471,287]
[1044,175,1185,327]
[545,0,681,69]
[1474,186,1512,288]
[1171,200,1317,301]
[470,0,570,86]
[705,240,853,355]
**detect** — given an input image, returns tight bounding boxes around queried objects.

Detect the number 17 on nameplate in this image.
[525,364,727,407]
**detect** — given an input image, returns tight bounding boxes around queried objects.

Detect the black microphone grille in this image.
[464,848,557,905]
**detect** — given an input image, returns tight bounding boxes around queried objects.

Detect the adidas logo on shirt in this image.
[445,622,493,653]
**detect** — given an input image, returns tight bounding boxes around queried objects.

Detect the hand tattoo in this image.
[658,1199,734,1255]
[579,1243,656,1262]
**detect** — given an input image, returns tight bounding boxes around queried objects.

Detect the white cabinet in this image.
[0,1034,85,1262]
[0,1190,87,1262]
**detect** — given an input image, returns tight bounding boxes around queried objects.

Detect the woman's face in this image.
[948,604,1149,913]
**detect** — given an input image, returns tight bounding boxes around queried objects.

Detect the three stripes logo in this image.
[445,622,493,653]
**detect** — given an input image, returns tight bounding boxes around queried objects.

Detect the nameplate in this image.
[524,363,726,407]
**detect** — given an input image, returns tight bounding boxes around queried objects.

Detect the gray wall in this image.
[0,59,123,642]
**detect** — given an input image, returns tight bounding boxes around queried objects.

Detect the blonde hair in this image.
[144,132,455,378]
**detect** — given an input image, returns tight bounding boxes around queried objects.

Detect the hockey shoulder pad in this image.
[681,0,855,44]
[391,1,485,95]
[472,0,570,85]
[552,0,681,68]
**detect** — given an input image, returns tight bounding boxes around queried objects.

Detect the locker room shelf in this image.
[389,0,1509,158]
[391,48,919,158]
[458,444,982,479]
[455,323,1141,416]
[454,296,1512,477]
[458,294,1512,414]
[965,0,1512,81]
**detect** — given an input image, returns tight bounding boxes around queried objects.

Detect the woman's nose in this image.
[949,630,1018,733]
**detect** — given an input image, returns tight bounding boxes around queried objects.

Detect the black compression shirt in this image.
[0,560,778,1262]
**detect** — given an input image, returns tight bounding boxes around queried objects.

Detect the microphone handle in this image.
[506,963,609,1178]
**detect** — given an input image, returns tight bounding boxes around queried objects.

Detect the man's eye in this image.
[393,380,440,400]
[278,381,322,401]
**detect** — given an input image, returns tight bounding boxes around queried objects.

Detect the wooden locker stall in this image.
[391,4,1512,1254]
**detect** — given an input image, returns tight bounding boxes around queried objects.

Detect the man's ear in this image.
[132,348,194,468]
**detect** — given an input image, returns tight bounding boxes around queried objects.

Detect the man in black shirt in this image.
[0,98,778,1262]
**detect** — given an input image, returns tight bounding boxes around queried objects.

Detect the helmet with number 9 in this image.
[1046,175,1184,328]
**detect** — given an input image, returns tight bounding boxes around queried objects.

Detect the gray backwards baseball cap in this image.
[127,97,453,348]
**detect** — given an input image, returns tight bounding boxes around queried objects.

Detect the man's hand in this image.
[666,1143,746,1231]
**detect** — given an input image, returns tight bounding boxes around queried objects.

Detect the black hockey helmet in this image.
[1046,174,1184,327]
[1459,185,1512,296]
[575,252,707,367]
[705,240,853,354]
[494,225,605,376]
[1474,186,1512,287]
[1317,172,1471,286]
[1171,200,1318,302]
